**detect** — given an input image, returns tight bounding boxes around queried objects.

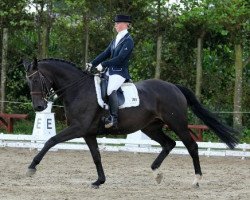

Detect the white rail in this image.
[0,133,249,159]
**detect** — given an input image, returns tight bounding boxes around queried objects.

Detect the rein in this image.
[27,69,92,102]
[47,74,91,101]
[26,71,39,78]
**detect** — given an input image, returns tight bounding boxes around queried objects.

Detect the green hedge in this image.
[1,120,249,143]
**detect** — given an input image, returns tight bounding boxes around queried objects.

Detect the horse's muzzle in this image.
[33,103,47,112]
[34,105,47,111]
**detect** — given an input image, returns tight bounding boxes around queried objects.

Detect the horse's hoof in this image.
[91,184,99,189]
[26,168,36,177]
[192,182,199,188]
[155,172,163,184]
[153,169,163,184]
[91,179,105,189]
[192,174,202,188]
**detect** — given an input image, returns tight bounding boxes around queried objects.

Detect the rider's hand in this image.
[96,63,103,72]
[85,63,92,71]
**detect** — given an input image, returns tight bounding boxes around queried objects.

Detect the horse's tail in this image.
[175,84,239,149]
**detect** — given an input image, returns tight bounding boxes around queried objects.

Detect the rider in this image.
[86,14,134,128]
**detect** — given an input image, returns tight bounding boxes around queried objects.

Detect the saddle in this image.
[94,74,139,109]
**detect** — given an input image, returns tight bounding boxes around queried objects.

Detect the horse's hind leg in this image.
[169,123,202,187]
[142,121,176,184]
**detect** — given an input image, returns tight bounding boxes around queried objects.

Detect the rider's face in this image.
[114,22,129,33]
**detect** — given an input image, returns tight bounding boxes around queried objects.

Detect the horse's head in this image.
[24,57,53,111]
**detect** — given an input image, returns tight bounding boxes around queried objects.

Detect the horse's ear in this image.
[32,57,38,70]
[22,59,30,71]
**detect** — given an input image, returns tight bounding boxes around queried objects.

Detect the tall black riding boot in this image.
[105,91,118,128]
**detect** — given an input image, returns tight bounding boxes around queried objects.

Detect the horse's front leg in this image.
[26,125,82,176]
[84,136,106,189]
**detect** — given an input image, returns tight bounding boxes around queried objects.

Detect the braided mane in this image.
[38,58,90,75]
[39,58,79,68]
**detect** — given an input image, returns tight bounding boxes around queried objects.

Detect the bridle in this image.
[26,70,54,102]
[26,69,93,102]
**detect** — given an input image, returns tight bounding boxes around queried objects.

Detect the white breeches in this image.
[107,74,125,96]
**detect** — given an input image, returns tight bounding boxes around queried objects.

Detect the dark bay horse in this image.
[24,58,238,188]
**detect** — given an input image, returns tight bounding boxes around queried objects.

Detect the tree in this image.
[174,0,216,101]
[0,0,29,112]
[210,0,250,128]
[0,0,249,130]
[29,0,55,59]
[154,0,164,79]
[169,0,249,128]
[0,28,8,112]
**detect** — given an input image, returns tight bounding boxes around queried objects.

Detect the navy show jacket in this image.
[91,33,134,80]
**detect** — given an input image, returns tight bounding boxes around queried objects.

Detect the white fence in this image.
[0,133,249,159]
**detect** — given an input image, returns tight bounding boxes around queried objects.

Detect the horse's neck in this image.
[54,73,83,89]
[53,71,93,101]
[41,62,93,101]
[42,65,82,89]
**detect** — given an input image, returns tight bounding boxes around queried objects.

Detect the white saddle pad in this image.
[94,76,140,109]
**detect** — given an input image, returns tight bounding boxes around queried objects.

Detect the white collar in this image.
[116,29,128,39]
[115,29,128,47]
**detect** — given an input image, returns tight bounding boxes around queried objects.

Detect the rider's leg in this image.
[105,90,118,128]
[105,75,125,128]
